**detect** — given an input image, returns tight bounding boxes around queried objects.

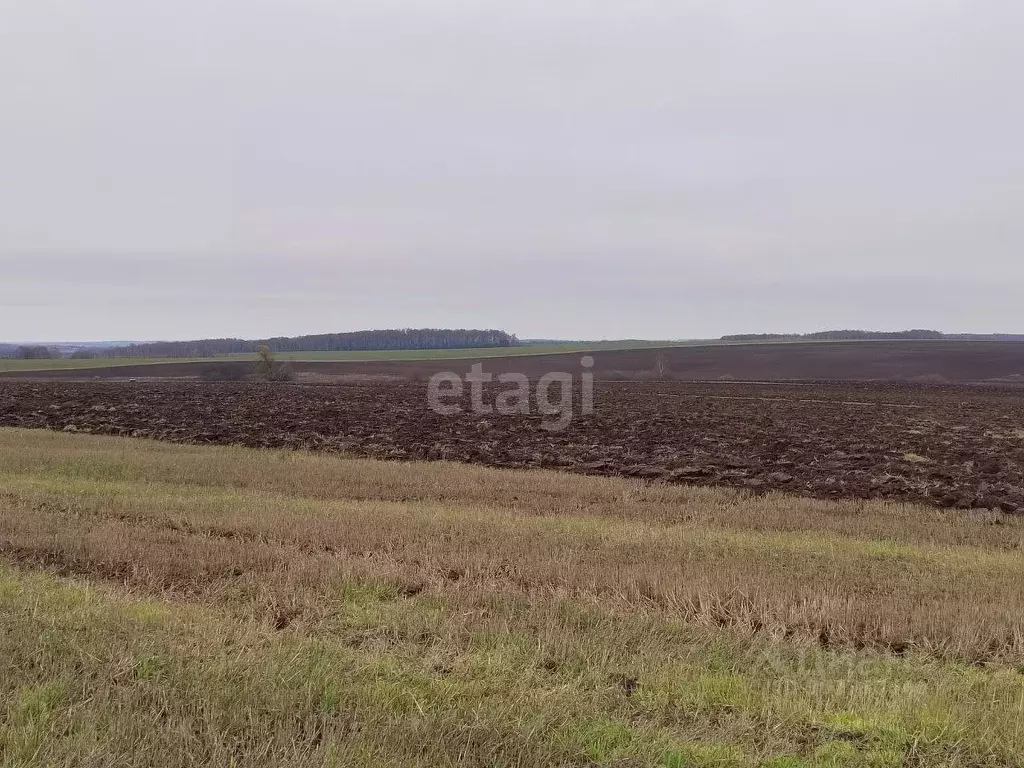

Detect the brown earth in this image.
[7,340,1024,382]
[4,378,1024,512]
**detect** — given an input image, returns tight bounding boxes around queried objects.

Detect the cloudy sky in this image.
[1,0,1021,341]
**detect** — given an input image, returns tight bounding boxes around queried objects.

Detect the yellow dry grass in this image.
[1,428,1023,767]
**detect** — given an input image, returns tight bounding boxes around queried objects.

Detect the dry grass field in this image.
[2,428,1024,766]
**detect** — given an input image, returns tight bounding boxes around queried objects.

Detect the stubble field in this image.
[1,428,1024,767]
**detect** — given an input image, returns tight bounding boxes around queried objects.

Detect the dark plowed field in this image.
[4,379,1024,512]
[7,340,1024,383]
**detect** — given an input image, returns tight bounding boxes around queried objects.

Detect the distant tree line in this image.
[944,334,1024,341]
[721,330,947,342]
[99,328,520,359]
[1,344,113,360]
[6,345,61,360]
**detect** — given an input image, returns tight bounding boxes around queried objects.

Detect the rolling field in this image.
[0,341,697,374]
[2,428,1024,766]
[5,340,1024,384]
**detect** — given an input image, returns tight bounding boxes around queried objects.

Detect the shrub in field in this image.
[253,346,294,382]
[266,361,294,382]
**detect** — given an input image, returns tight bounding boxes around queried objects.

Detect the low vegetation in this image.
[1,428,1022,766]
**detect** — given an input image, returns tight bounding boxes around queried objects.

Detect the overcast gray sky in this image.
[2,0,1021,341]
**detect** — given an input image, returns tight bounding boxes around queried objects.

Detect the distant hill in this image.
[99,328,519,359]
[15,338,1024,384]
[721,330,1024,342]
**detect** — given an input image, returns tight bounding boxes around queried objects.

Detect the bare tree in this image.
[653,353,669,380]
